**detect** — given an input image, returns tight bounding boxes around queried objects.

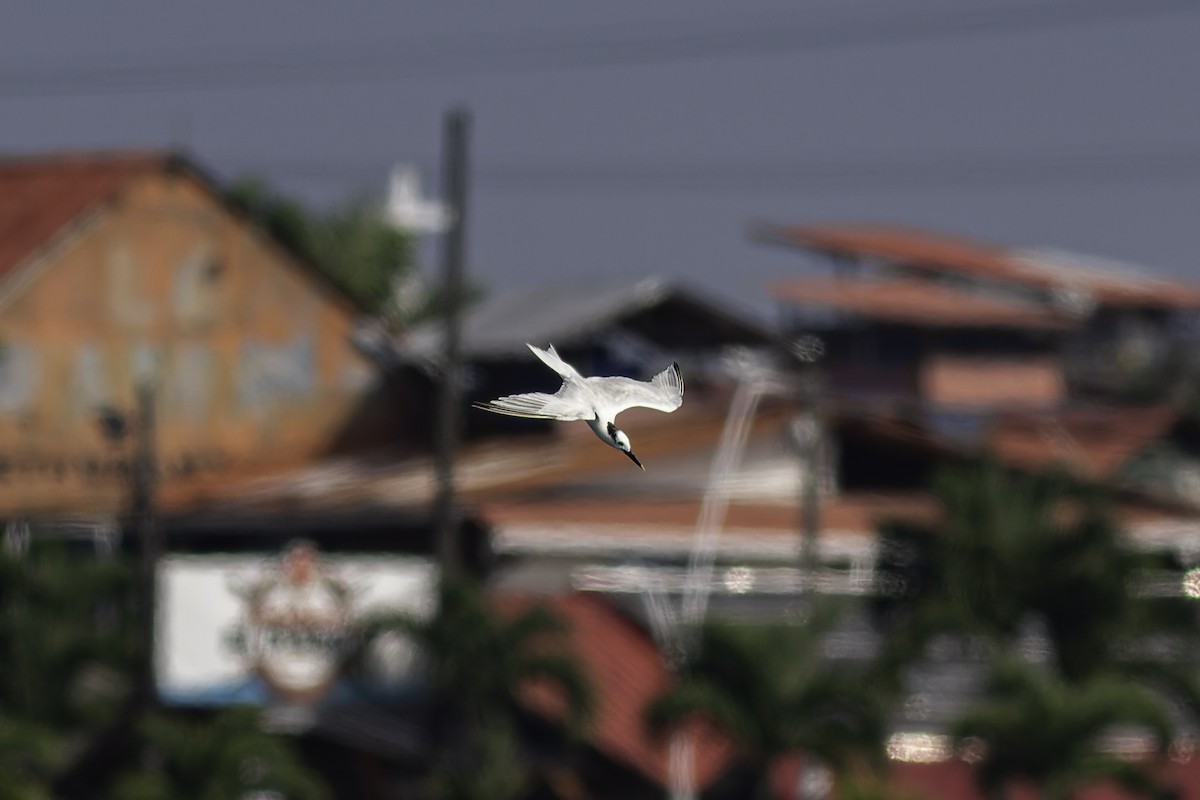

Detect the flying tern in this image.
[472,343,684,470]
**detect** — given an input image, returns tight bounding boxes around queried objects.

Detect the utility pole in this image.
[131,382,160,708]
[798,371,821,598]
[434,108,471,578]
[788,336,825,602]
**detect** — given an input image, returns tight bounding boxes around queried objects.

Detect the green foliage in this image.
[872,459,1197,682]
[0,538,140,797]
[647,603,886,793]
[874,461,1074,649]
[0,718,62,800]
[952,661,1174,800]
[422,717,529,800]
[357,576,594,800]
[873,458,1200,799]
[228,177,415,318]
[0,539,139,728]
[0,537,327,799]
[363,577,593,730]
[109,709,328,800]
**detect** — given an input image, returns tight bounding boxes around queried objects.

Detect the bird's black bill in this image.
[626,450,644,471]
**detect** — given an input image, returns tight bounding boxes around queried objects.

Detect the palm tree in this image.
[952,660,1175,800]
[872,458,1200,798]
[228,178,414,316]
[874,458,1200,676]
[0,538,328,800]
[357,577,593,800]
[0,538,141,798]
[645,605,886,800]
[0,538,139,729]
[0,717,61,800]
[872,460,1076,670]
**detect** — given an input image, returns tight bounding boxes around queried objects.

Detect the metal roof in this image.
[396,276,774,362]
[758,222,1200,311]
[767,276,1076,330]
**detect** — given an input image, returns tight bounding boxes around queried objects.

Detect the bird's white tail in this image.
[527,343,581,380]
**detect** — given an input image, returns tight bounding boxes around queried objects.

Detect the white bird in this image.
[472,343,684,470]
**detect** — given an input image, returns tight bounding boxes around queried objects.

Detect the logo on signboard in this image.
[228,540,355,705]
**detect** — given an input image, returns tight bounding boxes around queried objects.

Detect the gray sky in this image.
[3,0,1198,318]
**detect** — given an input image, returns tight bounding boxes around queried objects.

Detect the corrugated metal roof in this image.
[767,276,1075,330]
[759,222,1200,310]
[397,277,773,362]
[0,150,169,280]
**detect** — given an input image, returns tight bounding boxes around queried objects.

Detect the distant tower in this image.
[382,164,453,323]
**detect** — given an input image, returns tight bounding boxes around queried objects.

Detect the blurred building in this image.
[767,274,1072,413]
[0,150,396,517]
[383,276,777,442]
[0,149,436,799]
[365,253,1200,797]
[757,222,1200,404]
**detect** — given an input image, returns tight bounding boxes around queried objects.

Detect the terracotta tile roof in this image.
[760,223,1200,310]
[767,276,1074,330]
[202,396,800,512]
[986,405,1179,480]
[836,405,1179,484]
[0,150,170,280]
[889,757,1200,800]
[494,592,737,791]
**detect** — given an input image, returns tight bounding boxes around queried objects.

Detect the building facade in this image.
[0,151,388,515]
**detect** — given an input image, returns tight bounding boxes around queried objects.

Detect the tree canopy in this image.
[872,458,1200,799]
[0,536,327,800]
[228,177,416,320]
[647,604,887,798]
[357,577,593,800]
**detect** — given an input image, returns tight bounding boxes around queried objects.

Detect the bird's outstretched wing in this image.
[593,361,684,416]
[527,343,582,380]
[472,390,593,421]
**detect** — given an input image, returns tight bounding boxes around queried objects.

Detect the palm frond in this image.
[644,680,755,747]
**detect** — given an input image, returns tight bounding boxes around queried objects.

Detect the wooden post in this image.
[434,108,471,577]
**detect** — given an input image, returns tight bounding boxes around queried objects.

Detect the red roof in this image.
[0,150,170,280]
[889,757,1200,800]
[767,276,1074,330]
[987,405,1178,480]
[496,593,737,790]
[761,223,1200,310]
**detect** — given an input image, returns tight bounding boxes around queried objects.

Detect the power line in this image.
[0,0,1193,98]
[214,143,1200,196]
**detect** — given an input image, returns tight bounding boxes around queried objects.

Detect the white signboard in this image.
[156,541,436,708]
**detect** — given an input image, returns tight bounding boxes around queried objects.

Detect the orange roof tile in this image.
[495,593,737,790]
[762,223,1200,310]
[200,396,800,512]
[767,276,1074,329]
[986,405,1178,479]
[0,150,169,280]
